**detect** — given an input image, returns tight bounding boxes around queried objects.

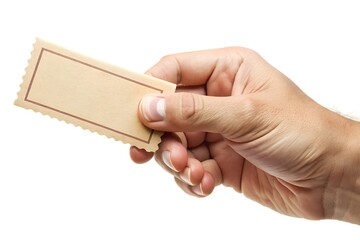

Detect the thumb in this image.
[138,92,250,134]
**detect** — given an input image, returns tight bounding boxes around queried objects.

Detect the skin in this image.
[129,47,360,224]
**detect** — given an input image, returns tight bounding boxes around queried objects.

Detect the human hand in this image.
[129,47,360,223]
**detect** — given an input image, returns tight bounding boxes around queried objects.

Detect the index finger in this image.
[145,47,245,87]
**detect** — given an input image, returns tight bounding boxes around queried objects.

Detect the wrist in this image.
[323,117,360,224]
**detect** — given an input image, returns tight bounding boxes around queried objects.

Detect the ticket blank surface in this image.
[15,39,176,151]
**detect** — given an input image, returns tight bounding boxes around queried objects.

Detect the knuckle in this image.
[224,46,256,57]
[221,96,265,139]
[159,54,173,64]
[241,96,259,116]
[167,93,203,129]
[223,46,263,64]
[180,93,197,121]
[237,96,265,128]
[159,53,175,61]
[157,54,181,84]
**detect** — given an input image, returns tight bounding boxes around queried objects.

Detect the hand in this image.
[129,47,360,223]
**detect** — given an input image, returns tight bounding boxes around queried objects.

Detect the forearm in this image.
[323,118,360,224]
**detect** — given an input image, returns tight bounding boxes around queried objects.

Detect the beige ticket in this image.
[15,39,176,152]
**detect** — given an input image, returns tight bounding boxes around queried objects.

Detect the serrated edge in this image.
[18,104,162,152]
[13,38,173,152]
[14,38,38,107]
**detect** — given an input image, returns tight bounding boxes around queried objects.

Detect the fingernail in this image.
[179,168,193,185]
[192,184,205,196]
[140,95,165,121]
[162,151,177,172]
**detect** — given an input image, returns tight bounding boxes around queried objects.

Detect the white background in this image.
[1,0,359,239]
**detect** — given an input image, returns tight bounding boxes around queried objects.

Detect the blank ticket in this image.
[15,39,176,152]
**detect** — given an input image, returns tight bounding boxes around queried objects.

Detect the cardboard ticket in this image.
[15,39,176,152]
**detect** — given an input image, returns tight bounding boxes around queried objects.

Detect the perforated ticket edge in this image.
[15,39,176,152]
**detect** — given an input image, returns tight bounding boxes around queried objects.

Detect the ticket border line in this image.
[24,48,162,144]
